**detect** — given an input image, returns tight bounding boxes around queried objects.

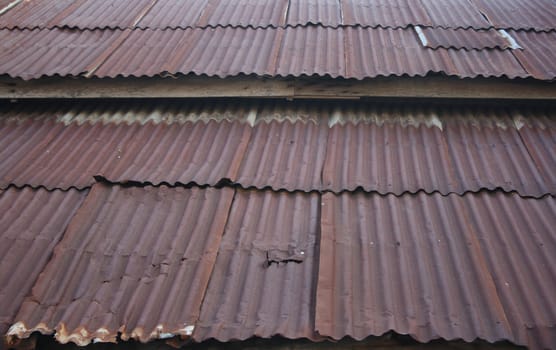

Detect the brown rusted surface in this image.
[421,28,510,50]
[194,189,321,341]
[316,191,555,349]
[287,0,341,27]
[509,30,556,81]
[1,26,553,80]
[0,117,252,190]
[235,121,328,192]
[8,184,234,345]
[471,0,556,32]
[0,187,87,336]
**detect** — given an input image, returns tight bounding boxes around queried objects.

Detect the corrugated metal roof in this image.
[0,25,554,80]
[420,28,510,50]
[8,184,235,345]
[287,0,341,27]
[472,0,556,32]
[0,118,252,190]
[509,30,556,81]
[0,187,87,336]
[194,189,321,342]
[0,28,124,80]
[197,0,289,28]
[316,191,555,347]
[235,121,328,192]
[136,0,208,29]
[419,0,490,29]
[1,100,554,197]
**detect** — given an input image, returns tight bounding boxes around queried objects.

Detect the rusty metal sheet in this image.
[7,184,235,345]
[420,28,510,50]
[0,28,123,80]
[0,187,87,335]
[235,121,328,192]
[419,0,490,29]
[194,189,321,341]
[317,191,544,345]
[94,27,282,78]
[137,0,208,29]
[322,121,458,195]
[197,0,289,28]
[276,27,345,78]
[0,117,252,190]
[442,112,551,197]
[286,0,341,27]
[516,117,556,194]
[461,193,556,350]
[509,30,556,81]
[0,0,155,29]
[342,0,432,28]
[472,0,556,32]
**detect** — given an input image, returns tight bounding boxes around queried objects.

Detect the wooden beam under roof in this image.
[0,75,554,100]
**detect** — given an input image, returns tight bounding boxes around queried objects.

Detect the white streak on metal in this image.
[7,321,26,336]
[513,116,525,130]
[0,0,22,16]
[429,114,443,131]
[498,29,522,49]
[246,106,257,127]
[414,26,428,47]
[184,325,195,336]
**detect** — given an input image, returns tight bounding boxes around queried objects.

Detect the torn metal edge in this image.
[498,29,522,50]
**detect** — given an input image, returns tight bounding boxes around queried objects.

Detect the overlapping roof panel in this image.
[316,191,555,346]
[509,30,556,81]
[194,190,321,342]
[1,100,554,197]
[420,28,510,50]
[0,187,87,335]
[8,184,235,345]
[471,0,556,32]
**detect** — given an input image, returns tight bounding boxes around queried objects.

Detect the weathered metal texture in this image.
[509,30,556,81]
[516,116,556,195]
[442,112,551,197]
[236,121,328,192]
[0,28,123,80]
[194,189,321,341]
[94,27,281,78]
[197,0,289,28]
[0,118,251,190]
[137,0,208,29]
[462,193,556,350]
[0,0,74,29]
[344,27,527,79]
[420,28,510,50]
[322,122,458,195]
[472,0,556,32]
[0,187,87,336]
[342,0,432,28]
[8,184,235,345]
[419,0,490,29]
[0,0,155,29]
[317,191,549,346]
[287,0,341,27]
[276,27,345,78]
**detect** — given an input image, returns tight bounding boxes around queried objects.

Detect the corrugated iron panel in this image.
[419,0,490,29]
[276,27,345,77]
[420,28,510,50]
[197,0,289,28]
[94,27,281,78]
[517,118,556,195]
[137,0,208,29]
[344,27,455,78]
[235,121,328,192]
[462,194,556,350]
[442,46,528,79]
[194,189,320,341]
[509,30,556,81]
[0,187,87,335]
[322,121,458,195]
[0,118,252,190]
[0,0,74,29]
[8,184,235,345]
[0,28,123,80]
[442,112,551,197]
[342,0,432,28]
[317,191,535,345]
[286,0,341,27]
[472,0,556,32]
